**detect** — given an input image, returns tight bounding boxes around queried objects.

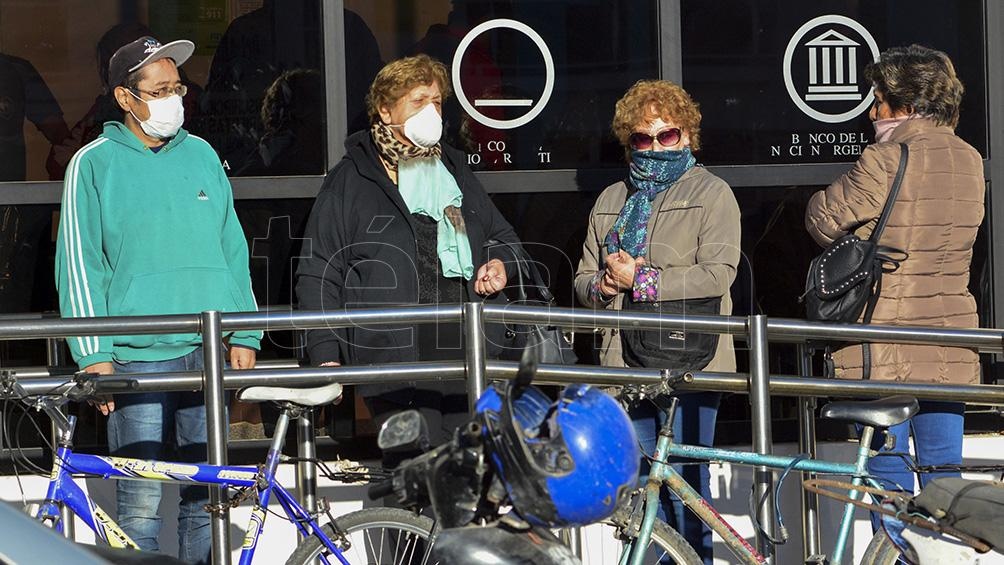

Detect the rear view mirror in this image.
[377,410,430,453]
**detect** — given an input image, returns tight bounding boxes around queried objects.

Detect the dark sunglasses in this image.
[629,128,682,150]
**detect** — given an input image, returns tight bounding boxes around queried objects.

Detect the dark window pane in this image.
[347,0,659,171]
[681,1,987,165]
[0,0,327,182]
[0,204,58,313]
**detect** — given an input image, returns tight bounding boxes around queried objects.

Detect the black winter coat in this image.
[296,130,520,366]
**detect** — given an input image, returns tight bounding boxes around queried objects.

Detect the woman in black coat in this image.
[296,54,520,445]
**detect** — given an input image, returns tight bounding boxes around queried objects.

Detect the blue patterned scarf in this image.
[605,148,696,256]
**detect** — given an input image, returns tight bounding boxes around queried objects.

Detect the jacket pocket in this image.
[113,267,242,317]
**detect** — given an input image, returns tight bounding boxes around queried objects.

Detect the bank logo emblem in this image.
[783,15,880,123]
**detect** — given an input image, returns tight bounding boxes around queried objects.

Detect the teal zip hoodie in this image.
[55,122,261,369]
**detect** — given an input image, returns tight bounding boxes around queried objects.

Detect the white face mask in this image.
[129,91,185,140]
[392,103,442,148]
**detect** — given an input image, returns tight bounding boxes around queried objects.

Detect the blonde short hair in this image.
[366,54,451,124]
[611,80,702,152]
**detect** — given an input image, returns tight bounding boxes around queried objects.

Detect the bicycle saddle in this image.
[819,395,919,428]
[237,382,343,406]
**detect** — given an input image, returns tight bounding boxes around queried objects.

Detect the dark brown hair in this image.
[864,44,964,128]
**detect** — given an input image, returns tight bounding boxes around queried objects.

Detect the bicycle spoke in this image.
[364,527,378,561]
[405,532,419,565]
[392,526,403,563]
[378,525,385,564]
[287,509,434,565]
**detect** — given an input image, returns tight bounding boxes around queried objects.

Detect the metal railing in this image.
[2,303,1004,564]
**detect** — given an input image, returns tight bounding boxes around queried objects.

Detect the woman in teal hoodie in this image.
[54,36,260,564]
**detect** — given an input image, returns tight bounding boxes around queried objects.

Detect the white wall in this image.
[3,436,1003,564]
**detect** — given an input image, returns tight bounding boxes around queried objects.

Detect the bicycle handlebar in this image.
[370,442,450,507]
[371,419,486,514]
[92,378,139,393]
[53,372,131,402]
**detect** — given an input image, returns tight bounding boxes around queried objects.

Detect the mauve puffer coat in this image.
[805,117,984,384]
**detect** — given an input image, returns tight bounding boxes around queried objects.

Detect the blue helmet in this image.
[475,382,640,527]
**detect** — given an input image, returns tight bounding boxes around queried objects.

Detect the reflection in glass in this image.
[348,0,659,172]
[45,22,207,181]
[0,50,69,315]
[235,69,325,176]
[0,53,70,181]
[0,1,341,320]
[193,0,327,176]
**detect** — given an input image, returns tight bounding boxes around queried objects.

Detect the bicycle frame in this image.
[35,409,350,565]
[623,424,883,565]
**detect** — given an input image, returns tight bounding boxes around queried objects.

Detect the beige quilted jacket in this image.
[805,118,985,384]
[574,166,740,373]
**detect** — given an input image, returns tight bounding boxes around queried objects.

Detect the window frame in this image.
[0,0,1000,332]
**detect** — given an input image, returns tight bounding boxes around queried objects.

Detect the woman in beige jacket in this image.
[805,45,984,515]
[574,80,740,564]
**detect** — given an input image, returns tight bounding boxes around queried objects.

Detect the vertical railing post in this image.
[295,409,318,540]
[567,528,583,559]
[749,314,775,563]
[463,302,487,413]
[46,338,75,540]
[796,344,820,560]
[201,311,231,565]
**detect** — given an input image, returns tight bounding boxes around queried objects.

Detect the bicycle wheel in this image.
[608,516,702,565]
[285,507,435,565]
[860,530,903,565]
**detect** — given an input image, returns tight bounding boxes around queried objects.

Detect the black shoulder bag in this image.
[620,294,722,371]
[802,143,910,379]
[487,240,578,365]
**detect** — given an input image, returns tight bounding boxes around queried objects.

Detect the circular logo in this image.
[783,15,880,123]
[452,18,555,130]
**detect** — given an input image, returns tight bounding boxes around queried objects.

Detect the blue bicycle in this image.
[1,371,434,565]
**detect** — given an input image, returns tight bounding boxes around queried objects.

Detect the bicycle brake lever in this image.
[0,370,28,400]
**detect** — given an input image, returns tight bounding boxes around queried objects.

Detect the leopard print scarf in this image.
[371,121,442,171]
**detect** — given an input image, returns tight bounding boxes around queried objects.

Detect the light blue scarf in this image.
[397,157,475,280]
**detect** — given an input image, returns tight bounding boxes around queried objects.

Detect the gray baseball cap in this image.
[108,36,194,88]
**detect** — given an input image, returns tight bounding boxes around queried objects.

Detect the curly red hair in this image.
[612,80,701,153]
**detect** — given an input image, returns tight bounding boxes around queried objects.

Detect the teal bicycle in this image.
[608,377,925,565]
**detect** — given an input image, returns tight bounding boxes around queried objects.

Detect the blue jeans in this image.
[107,348,212,564]
[631,392,721,565]
[863,401,964,532]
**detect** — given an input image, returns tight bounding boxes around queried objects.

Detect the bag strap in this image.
[484,239,553,303]
[861,145,907,380]
[869,143,909,243]
[859,250,886,380]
